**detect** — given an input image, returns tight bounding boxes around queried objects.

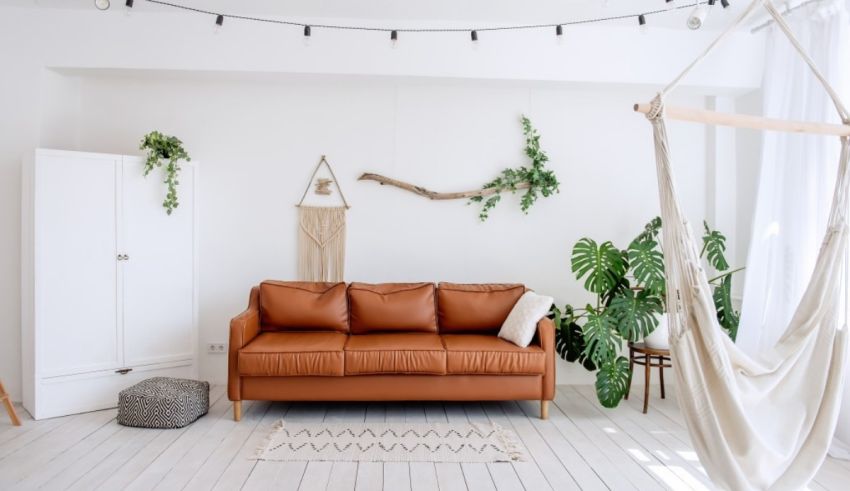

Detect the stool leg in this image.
[643,356,651,414]
[659,356,666,400]
[625,348,634,400]
[0,381,21,427]
[233,401,242,422]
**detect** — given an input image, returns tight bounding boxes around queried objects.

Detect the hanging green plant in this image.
[140,131,191,215]
[468,116,560,221]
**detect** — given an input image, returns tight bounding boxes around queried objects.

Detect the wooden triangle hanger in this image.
[296,155,351,209]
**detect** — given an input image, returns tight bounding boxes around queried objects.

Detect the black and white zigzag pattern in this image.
[256,421,526,463]
[118,377,209,429]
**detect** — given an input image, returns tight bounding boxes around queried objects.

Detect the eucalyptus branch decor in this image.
[140,131,191,215]
[358,116,559,221]
[551,217,743,408]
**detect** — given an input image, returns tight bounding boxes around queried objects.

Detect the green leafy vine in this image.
[468,116,560,221]
[140,131,191,215]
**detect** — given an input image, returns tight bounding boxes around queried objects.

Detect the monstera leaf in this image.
[608,289,663,342]
[572,239,628,294]
[595,356,631,408]
[628,239,666,295]
[634,216,662,244]
[702,222,730,271]
[713,275,740,341]
[581,307,620,366]
[554,314,597,371]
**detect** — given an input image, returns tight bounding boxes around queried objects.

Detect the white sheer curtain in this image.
[738,0,850,460]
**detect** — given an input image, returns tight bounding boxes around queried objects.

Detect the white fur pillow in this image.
[498,291,554,347]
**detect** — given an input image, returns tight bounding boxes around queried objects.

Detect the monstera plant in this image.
[551,217,742,408]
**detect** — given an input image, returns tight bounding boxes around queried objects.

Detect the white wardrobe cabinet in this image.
[21,149,199,420]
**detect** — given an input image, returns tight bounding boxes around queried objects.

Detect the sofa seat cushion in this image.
[344,333,446,375]
[238,332,346,376]
[438,283,525,334]
[442,334,545,375]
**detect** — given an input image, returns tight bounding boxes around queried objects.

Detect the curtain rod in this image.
[750,0,836,33]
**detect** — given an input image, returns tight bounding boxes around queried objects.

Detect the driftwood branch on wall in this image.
[358,173,531,200]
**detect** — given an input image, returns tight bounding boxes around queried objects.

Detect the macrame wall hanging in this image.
[296,155,350,282]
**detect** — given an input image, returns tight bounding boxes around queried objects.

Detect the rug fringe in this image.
[492,423,525,462]
[255,419,285,459]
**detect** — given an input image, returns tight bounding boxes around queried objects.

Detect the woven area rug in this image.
[254,420,527,463]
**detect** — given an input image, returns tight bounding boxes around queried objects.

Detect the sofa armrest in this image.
[537,317,556,401]
[228,286,261,401]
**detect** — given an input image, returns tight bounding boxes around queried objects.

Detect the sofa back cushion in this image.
[348,283,437,334]
[437,283,526,333]
[259,281,349,333]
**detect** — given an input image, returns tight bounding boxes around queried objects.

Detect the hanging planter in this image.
[140,131,191,215]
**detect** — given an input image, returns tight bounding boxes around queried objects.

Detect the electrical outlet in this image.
[207,343,226,354]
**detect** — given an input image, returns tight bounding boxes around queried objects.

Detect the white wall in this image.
[0,6,764,400]
[49,71,705,386]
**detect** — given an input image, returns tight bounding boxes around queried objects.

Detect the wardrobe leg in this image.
[540,400,549,420]
[643,357,651,414]
[233,401,242,422]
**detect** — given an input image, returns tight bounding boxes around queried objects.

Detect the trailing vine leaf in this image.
[713,275,740,341]
[140,131,191,215]
[702,221,730,271]
[595,356,631,408]
[572,239,628,294]
[628,238,666,295]
[469,116,559,221]
[608,289,663,342]
[581,307,621,367]
[552,305,596,371]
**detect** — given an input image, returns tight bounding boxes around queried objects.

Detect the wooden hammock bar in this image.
[633,103,850,137]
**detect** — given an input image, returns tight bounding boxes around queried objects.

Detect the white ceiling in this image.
[11,0,753,30]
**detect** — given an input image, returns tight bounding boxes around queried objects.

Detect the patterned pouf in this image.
[118,377,209,429]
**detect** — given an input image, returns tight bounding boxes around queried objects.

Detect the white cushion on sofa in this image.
[498,291,554,348]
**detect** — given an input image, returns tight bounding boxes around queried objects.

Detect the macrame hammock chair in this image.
[640,1,849,489]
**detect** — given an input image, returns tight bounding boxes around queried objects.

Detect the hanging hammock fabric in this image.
[644,1,849,489]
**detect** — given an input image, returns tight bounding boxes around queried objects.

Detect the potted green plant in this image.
[552,217,742,408]
[140,131,191,215]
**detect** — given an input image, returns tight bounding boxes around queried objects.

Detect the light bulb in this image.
[94,0,110,10]
[303,25,312,46]
[687,5,709,30]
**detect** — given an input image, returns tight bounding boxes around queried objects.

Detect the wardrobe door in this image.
[121,158,196,367]
[34,152,121,377]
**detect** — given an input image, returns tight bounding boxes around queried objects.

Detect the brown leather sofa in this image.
[228,281,555,421]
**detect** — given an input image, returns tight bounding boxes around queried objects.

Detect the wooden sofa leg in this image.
[233,401,242,422]
[540,400,549,420]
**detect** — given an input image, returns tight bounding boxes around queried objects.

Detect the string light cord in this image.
[144,0,715,33]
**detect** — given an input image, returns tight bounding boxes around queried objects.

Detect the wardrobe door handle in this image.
[115,368,132,375]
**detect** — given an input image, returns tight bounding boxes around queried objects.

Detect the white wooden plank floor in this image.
[1,385,847,491]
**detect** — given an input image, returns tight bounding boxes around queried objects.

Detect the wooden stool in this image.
[1,379,22,426]
[625,342,672,414]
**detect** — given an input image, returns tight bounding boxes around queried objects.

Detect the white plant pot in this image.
[644,313,670,349]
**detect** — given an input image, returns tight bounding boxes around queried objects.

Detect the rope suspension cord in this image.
[634,0,850,136]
